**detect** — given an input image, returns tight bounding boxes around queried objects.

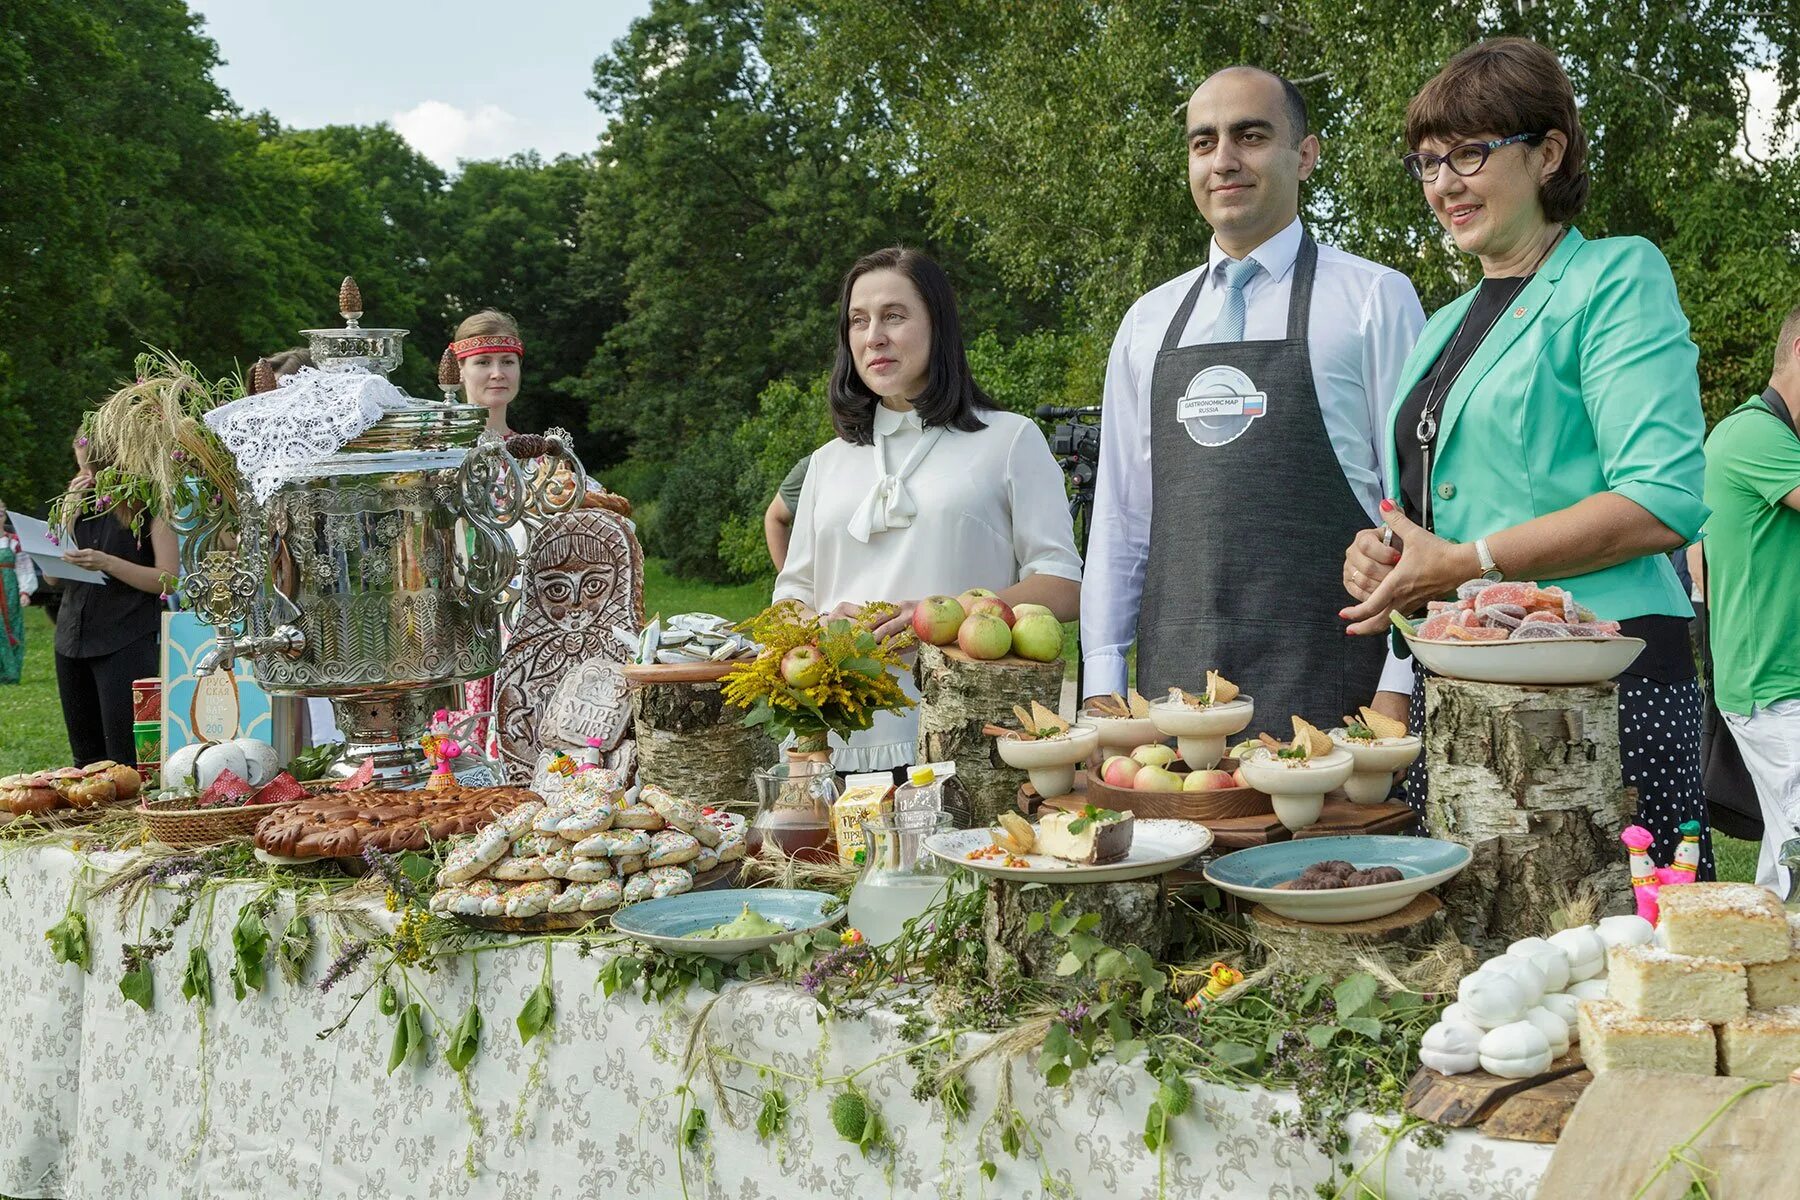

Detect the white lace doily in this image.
[205,365,409,503]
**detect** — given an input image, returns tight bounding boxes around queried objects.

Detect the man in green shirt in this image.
[1702,302,1800,895]
[763,454,810,571]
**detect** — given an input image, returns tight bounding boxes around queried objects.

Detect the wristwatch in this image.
[1475,538,1502,583]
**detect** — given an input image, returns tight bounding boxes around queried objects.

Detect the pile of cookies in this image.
[252,786,531,858]
[431,772,746,921]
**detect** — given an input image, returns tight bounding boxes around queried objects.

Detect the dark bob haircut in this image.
[828,246,995,445]
[1405,37,1590,223]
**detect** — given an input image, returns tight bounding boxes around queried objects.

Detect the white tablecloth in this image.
[0,846,1551,1198]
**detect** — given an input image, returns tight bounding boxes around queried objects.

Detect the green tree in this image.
[428,153,617,456]
[566,0,1047,579]
[793,0,1800,414]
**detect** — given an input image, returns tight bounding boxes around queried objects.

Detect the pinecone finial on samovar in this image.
[248,358,278,395]
[338,276,364,324]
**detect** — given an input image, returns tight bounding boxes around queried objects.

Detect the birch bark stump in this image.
[913,644,1064,827]
[1423,677,1635,956]
[983,880,1168,983]
[631,680,777,810]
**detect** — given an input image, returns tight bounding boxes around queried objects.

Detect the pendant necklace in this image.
[1415,228,1564,531]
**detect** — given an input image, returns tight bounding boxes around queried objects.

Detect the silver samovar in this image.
[183,278,582,782]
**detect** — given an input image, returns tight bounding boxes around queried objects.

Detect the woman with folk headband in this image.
[1338,38,1713,876]
[444,311,525,749]
[444,310,631,751]
[451,310,524,437]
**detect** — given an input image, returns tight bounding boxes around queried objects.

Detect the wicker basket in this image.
[137,796,297,848]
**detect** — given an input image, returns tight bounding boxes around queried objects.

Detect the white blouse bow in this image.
[846,406,944,543]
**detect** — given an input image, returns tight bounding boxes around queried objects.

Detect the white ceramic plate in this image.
[1403,633,1645,686]
[926,818,1213,884]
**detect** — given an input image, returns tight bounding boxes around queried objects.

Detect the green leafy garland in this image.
[32,835,1452,1199]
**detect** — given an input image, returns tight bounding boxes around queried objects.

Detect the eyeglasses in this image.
[1402,132,1546,183]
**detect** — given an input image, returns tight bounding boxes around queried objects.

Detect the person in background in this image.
[763,454,810,571]
[1,500,39,685]
[53,435,179,765]
[1082,65,1425,725]
[1701,302,1800,895]
[1339,38,1712,874]
[776,246,1082,773]
[454,309,522,437]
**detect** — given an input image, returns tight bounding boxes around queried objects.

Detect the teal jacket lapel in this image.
[1384,228,1587,494]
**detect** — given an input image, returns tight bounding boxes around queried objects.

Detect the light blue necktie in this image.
[1213,256,1262,343]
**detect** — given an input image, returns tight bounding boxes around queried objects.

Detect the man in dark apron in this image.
[1082,67,1425,729]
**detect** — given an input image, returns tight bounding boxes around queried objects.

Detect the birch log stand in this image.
[1422,677,1635,956]
[626,663,777,810]
[913,644,1063,827]
[983,879,1169,983]
[1247,893,1472,982]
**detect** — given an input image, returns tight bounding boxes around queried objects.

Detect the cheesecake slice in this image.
[1035,808,1134,865]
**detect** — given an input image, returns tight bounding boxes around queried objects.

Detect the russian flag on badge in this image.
[1240,394,1267,418]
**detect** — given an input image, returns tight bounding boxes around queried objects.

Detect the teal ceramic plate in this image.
[608,888,843,960]
[1203,835,1471,924]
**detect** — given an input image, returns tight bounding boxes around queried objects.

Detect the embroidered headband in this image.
[450,334,524,360]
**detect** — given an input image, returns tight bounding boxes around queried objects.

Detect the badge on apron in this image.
[1175,364,1269,447]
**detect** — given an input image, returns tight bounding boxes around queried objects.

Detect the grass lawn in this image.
[0,608,70,774]
[3,569,1763,885]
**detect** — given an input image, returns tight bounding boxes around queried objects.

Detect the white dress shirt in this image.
[1081,218,1425,698]
[776,404,1083,770]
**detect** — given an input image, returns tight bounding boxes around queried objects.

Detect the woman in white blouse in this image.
[775,247,1084,772]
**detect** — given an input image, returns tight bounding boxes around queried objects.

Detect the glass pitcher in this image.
[847,810,953,946]
[747,761,840,864]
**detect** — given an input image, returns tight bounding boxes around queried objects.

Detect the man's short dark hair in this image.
[1777,302,1800,370]
[1200,67,1310,144]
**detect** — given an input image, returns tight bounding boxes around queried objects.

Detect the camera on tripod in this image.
[1037,404,1102,489]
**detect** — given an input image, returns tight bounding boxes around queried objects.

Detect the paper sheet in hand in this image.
[8,512,106,583]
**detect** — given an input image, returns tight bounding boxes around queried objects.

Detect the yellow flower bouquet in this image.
[722,601,914,757]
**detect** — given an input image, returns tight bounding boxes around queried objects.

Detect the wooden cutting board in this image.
[1536,1071,1800,1197]
[622,661,743,684]
[1404,1048,1587,1128]
[1479,1068,1592,1143]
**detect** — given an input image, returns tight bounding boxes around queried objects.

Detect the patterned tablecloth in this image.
[0,846,1552,1199]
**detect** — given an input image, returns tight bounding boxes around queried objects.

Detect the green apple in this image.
[1010,613,1063,662]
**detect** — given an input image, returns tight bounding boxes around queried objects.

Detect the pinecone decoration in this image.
[248,358,277,395]
[438,345,461,386]
[338,276,363,321]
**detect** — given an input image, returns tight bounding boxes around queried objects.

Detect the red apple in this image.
[1133,764,1182,791]
[780,645,827,689]
[967,596,1016,627]
[911,595,966,645]
[957,613,1012,660]
[1100,755,1141,788]
[1231,767,1248,788]
[1182,769,1236,792]
[1010,612,1062,662]
[957,587,997,613]
[1131,744,1177,768]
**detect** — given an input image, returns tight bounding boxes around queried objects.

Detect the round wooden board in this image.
[1042,764,1274,821]
[623,661,747,685]
[0,801,136,828]
[1248,889,1443,938]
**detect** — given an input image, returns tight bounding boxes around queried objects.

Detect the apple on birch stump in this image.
[1421,677,1636,956]
[913,642,1064,827]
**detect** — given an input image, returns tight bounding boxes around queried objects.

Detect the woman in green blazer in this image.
[1338,38,1713,876]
